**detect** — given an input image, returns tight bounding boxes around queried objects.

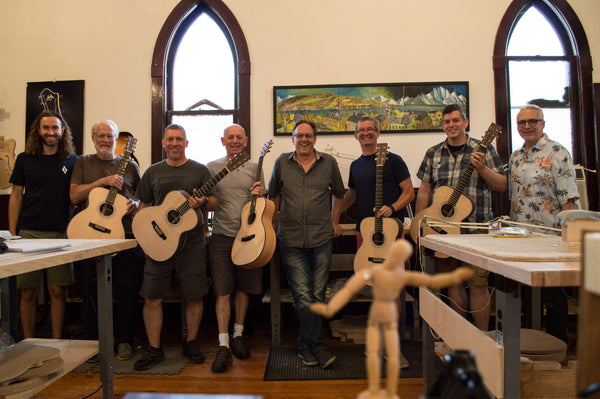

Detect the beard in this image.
[42,134,61,147]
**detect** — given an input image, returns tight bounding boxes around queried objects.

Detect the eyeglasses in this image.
[293,133,314,139]
[93,133,116,140]
[516,119,543,127]
[357,127,377,133]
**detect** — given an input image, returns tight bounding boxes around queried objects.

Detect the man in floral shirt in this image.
[508,104,579,342]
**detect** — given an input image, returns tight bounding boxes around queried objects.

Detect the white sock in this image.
[233,323,244,338]
[219,333,230,348]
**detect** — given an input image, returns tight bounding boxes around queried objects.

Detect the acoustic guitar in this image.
[410,123,502,244]
[231,140,276,269]
[66,137,137,239]
[132,151,250,262]
[0,136,16,189]
[353,143,403,274]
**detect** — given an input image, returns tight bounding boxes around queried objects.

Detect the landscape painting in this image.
[274,82,469,135]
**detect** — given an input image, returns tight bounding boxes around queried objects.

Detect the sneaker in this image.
[117,343,134,361]
[211,346,233,373]
[314,348,336,369]
[86,354,99,364]
[230,336,250,359]
[297,348,318,366]
[182,340,205,364]
[134,346,165,370]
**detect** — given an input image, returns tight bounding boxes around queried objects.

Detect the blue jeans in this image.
[279,240,332,352]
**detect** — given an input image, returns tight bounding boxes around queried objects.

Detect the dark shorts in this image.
[139,238,209,300]
[17,230,74,289]
[209,234,263,296]
[435,257,489,287]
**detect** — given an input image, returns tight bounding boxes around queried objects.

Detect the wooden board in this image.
[420,235,581,288]
[9,357,64,383]
[0,343,60,384]
[420,287,504,398]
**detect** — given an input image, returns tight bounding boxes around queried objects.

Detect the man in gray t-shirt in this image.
[207,124,265,373]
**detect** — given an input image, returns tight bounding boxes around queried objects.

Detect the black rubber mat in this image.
[263,341,422,381]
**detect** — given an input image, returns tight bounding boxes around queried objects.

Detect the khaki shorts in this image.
[16,230,74,289]
[435,257,489,287]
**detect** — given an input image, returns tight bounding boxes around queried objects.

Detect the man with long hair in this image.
[9,110,78,338]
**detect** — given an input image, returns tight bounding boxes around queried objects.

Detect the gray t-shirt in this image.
[207,156,261,237]
[136,159,214,242]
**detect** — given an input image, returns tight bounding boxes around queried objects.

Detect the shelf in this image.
[5,338,98,399]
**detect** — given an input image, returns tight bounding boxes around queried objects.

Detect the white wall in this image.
[1,0,598,189]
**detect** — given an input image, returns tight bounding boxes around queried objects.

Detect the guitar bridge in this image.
[241,234,255,242]
[151,221,167,240]
[368,257,385,264]
[430,225,448,234]
[88,222,111,234]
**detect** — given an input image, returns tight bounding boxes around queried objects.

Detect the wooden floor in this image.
[34,323,425,399]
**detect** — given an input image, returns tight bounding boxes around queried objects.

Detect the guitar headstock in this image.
[228,150,251,170]
[123,137,137,159]
[260,139,273,159]
[481,123,502,147]
[376,143,388,167]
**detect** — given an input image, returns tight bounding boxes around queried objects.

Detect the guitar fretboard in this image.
[446,143,488,207]
[105,148,134,205]
[374,163,384,232]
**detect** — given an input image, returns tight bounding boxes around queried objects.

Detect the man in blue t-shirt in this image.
[332,116,414,245]
[9,111,78,339]
[332,116,414,368]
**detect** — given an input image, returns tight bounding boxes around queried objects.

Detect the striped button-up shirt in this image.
[268,150,345,248]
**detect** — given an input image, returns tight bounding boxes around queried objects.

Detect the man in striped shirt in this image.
[268,120,345,368]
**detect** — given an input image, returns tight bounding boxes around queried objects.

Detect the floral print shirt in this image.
[508,134,579,232]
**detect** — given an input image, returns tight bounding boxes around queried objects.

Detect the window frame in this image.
[151,0,250,164]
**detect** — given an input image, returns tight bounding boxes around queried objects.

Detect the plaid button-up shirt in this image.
[417,135,505,223]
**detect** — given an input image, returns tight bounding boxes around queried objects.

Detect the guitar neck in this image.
[248,153,267,213]
[447,142,488,206]
[374,164,384,231]
[105,151,133,205]
[177,164,233,215]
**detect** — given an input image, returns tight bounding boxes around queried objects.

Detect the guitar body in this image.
[132,190,201,262]
[0,136,16,189]
[67,187,129,239]
[410,186,474,244]
[354,216,401,274]
[231,197,276,269]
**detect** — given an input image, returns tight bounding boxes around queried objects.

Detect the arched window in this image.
[151,0,250,164]
[493,0,597,211]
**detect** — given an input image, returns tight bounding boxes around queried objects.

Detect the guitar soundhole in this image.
[247,212,256,225]
[440,203,455,218]
[167,210,181,225]
[99,203,114,216]
[372,231,385,247]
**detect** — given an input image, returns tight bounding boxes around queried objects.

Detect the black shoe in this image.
[134,346,165,370]
[314,348,336,369]
[230,336,250,359]
[211,346,233,373]
[298,348,318,366]
[182,340,205,364]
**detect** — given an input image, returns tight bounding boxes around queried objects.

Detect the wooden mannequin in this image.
[311,239,472,399]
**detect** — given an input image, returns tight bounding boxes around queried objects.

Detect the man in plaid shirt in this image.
[415,104,506,330]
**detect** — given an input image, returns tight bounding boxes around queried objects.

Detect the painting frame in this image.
[273,81,469,136]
